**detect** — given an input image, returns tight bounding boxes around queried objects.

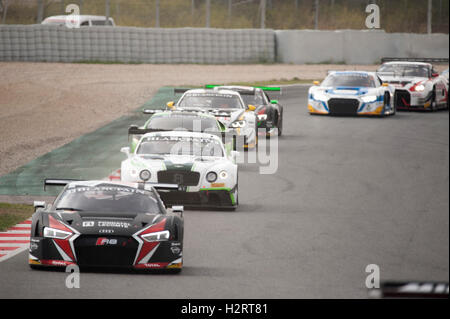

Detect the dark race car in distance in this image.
[206,85,284,137]
[29,179,184,273]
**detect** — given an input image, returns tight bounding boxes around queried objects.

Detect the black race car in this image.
[29,179,184,273]
[208,85,284,137]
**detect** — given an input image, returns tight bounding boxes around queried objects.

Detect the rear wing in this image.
[44,178,79,190]
[205,84,282,93]
[128,125,170,137]
[128,125,237,150]
[142,109,164,115]
[143,183,181,192]
[381,57,449,64]
[174,88,192,95]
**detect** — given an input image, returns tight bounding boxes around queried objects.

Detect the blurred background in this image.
[0,0,448,33]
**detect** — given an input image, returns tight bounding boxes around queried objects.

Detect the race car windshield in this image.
[178,94,244,109]
[378,64,429,78]
[147,116,220,132]
[54,186,160,214]
[322,74,376,88]
[137,136,224,157]
[240,93,265,106]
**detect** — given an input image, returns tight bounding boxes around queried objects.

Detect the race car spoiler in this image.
[44,178,80,190]
[142,183,180,192]
[44,178,182,192]
[381,57,449,63]
[142,109,164,115]
[128,125,237,150]
[205,84,282,92]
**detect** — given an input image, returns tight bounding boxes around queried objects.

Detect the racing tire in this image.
[277,110,283,136]
[430,87,437,112]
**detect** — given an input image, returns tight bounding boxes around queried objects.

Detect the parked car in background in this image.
[42,15,115,27]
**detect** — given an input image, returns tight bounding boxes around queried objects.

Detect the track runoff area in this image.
[0,85,448,301]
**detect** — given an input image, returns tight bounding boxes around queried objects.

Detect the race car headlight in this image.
[257,114,268,121]
[230,121,246,128]
[141,230,170,242]
[361,95,377,103]
[219,171,228,179]
[312,92,328,101]
[414,84,425,92]
[139,169,151,182]
[206,171,218,183]
[43,227,72,240]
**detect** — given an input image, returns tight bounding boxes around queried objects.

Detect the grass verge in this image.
[0,203,33,231]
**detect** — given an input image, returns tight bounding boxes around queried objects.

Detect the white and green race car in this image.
[120,131,239,210]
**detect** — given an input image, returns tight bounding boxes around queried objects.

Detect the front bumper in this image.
[28,237,183,270]
[395,89,433,110]
[158,188,237,209]
[308,99,386,116]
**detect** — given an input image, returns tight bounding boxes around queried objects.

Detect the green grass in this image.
[0,203,33,232]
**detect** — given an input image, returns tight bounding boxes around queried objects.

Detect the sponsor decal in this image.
[98,221,131,229]
[82,221,94,227]
[99,229,114,234]
[135,262,169,269]
[95,238,118,246]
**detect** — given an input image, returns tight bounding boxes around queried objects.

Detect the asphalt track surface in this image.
[0,86,448,298]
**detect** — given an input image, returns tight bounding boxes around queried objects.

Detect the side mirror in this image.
[33,201,46,212]
[313,81,320,86]
[172,205,184,214]
[270,100,278,104]
[247,104,256,111]
[167,101,175,109]
[121,146,131,158]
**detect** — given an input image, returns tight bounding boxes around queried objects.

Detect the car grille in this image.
[395,90,411,108]
[74,236,138,267]
[157,170,200,187]
[328,99,360,115]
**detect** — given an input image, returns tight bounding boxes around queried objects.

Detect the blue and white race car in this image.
[308,71,396,117]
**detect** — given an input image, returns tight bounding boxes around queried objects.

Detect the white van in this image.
[42,15,115,27]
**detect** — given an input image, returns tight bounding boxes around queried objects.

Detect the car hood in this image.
[324,86,372,96]
[48,211,167,236]
[130,154,227,172]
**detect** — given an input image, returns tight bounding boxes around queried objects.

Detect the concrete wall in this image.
[276,29,449,64]
[0,25,275,63]
[0,25,448,64]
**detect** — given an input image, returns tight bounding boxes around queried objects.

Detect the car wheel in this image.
[431,87,437,112]
[277,110,283,136]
